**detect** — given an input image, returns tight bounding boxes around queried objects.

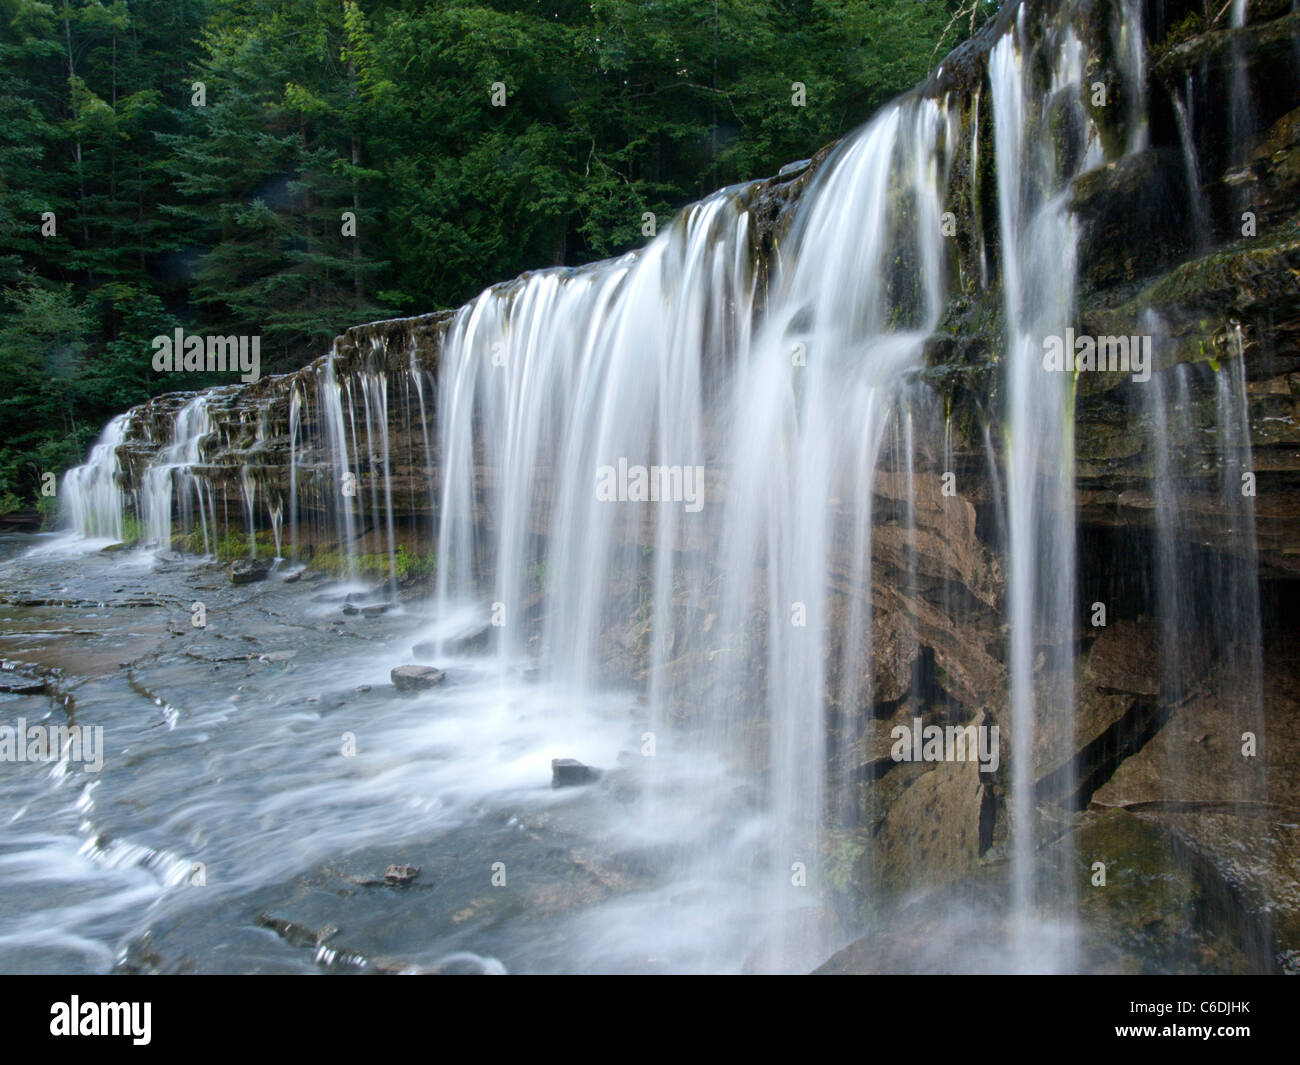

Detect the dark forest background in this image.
[0,0,993,514]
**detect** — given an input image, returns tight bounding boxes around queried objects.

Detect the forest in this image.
[0,0,984,516]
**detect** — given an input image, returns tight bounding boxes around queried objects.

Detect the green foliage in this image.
[307,543,436,584]
[180,526,278,558]
[394,543,436,584]
[0,276,95,502]
[119,513,144,544]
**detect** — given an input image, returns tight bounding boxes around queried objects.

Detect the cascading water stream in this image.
[61,414,131,543]
[1172,85,1211,250]
[140,396,216,553]
[991,15,1097,965]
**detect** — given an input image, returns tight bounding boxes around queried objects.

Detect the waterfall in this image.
[1172,84,1211,250]
[1228,0,1258,182]
[48,0,1275,972]
[419,95,955,969]
[990,12,1102,968]
[139,396,215,552]
[61,414,131,542]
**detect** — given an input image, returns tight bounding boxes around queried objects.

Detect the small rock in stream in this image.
[383,864,420,885]
[551,758,602,788]
[229,558,270,585]
[390,664,445,692]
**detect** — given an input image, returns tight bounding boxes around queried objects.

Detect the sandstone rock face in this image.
[873,759,993,898]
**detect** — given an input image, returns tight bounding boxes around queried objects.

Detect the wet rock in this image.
[447,622,492,652]
[342,604,359,616]
[816,808,1265,974]
[258,911,443,973]
[0,509,41,532]
[257,650,297,663]
[1035,618,1172,791]
[412,622,492,658]
[340,863,421,888]
[874,759,993,897]
[1085,648,1300,965]
[1070,809,1269,973]
[229,558,270,585]
[1086,619,1166,697]
[390,664,445,692]
[743,906,845,974]
[383,864,420,885]
[0,667,45,695]
[361,604,392,617]
[551,758,602,788]
[256,913,321,950]
[1071,149,1191,291]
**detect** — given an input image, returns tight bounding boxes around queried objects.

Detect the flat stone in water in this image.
[0,671,45,694]
[552,758,602,788]
[229,559,270,585]
[390,664,445,692]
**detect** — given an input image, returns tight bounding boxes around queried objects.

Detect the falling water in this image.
[1172,85,1211,250]
[1118,0,1149,152]
[1229,0,1258,172]
[139,396,215,552]
[61,414,130,542]
[991,15,1098,966]
[320,356,363,580]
